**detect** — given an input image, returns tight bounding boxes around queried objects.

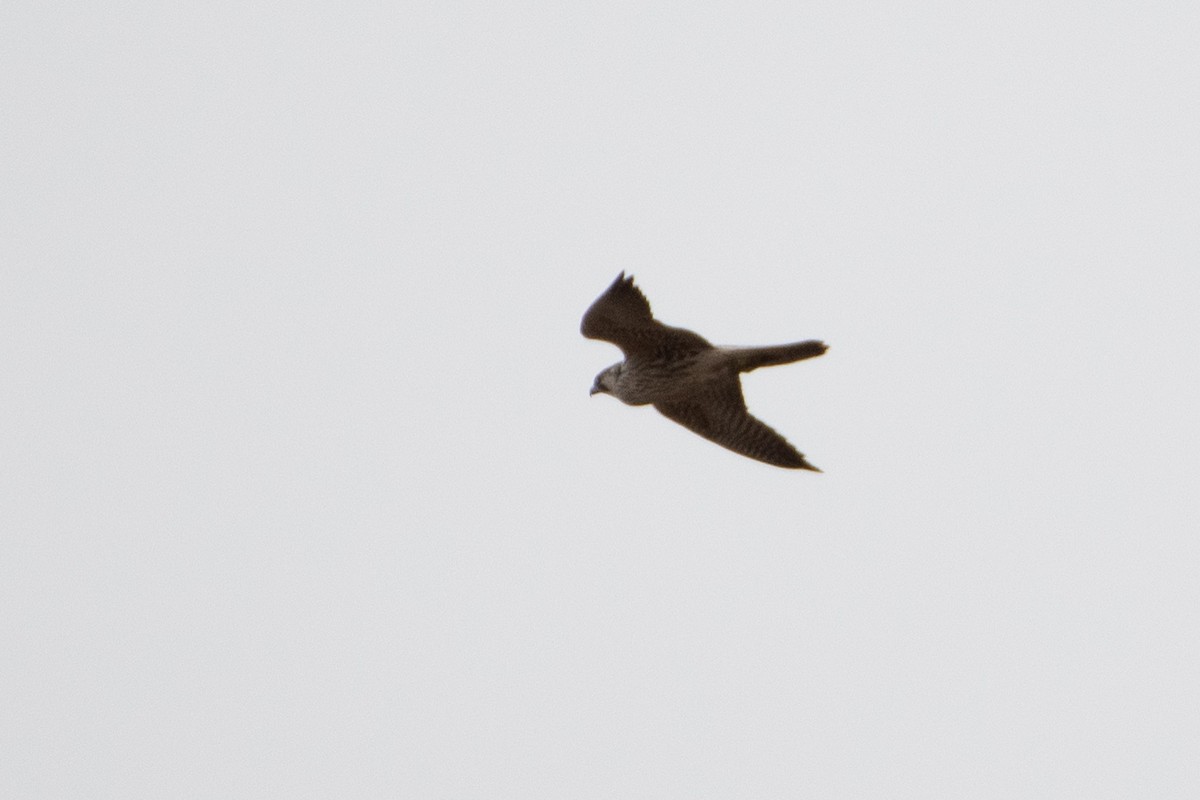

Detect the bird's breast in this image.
[612,353,724,405]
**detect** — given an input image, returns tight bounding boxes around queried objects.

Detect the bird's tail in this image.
[729,340,828,373]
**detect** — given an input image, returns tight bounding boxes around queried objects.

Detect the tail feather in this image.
[729,340,828,373]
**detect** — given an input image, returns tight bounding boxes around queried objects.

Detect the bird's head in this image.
[589,364,621,396]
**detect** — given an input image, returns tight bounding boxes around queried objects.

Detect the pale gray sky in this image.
[3,2,1199,797]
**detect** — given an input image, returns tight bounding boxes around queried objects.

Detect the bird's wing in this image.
[581,272,711,357]
[654,380,820,471]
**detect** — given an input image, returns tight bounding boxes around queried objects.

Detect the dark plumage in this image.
[581,272,827,470]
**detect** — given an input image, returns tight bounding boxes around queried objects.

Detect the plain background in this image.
[4,2,1198,797]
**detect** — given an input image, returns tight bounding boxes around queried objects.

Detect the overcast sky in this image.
[4,2,1199,798]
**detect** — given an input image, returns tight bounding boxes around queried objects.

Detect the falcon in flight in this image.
[582,273,828,471]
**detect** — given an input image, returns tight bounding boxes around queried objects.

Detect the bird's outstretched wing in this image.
[655,379,820,471]
[581,272,711,357]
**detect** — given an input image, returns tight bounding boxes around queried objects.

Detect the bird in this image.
[581,272,828,471]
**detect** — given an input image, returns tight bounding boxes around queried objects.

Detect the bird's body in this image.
[581,272,827,470]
